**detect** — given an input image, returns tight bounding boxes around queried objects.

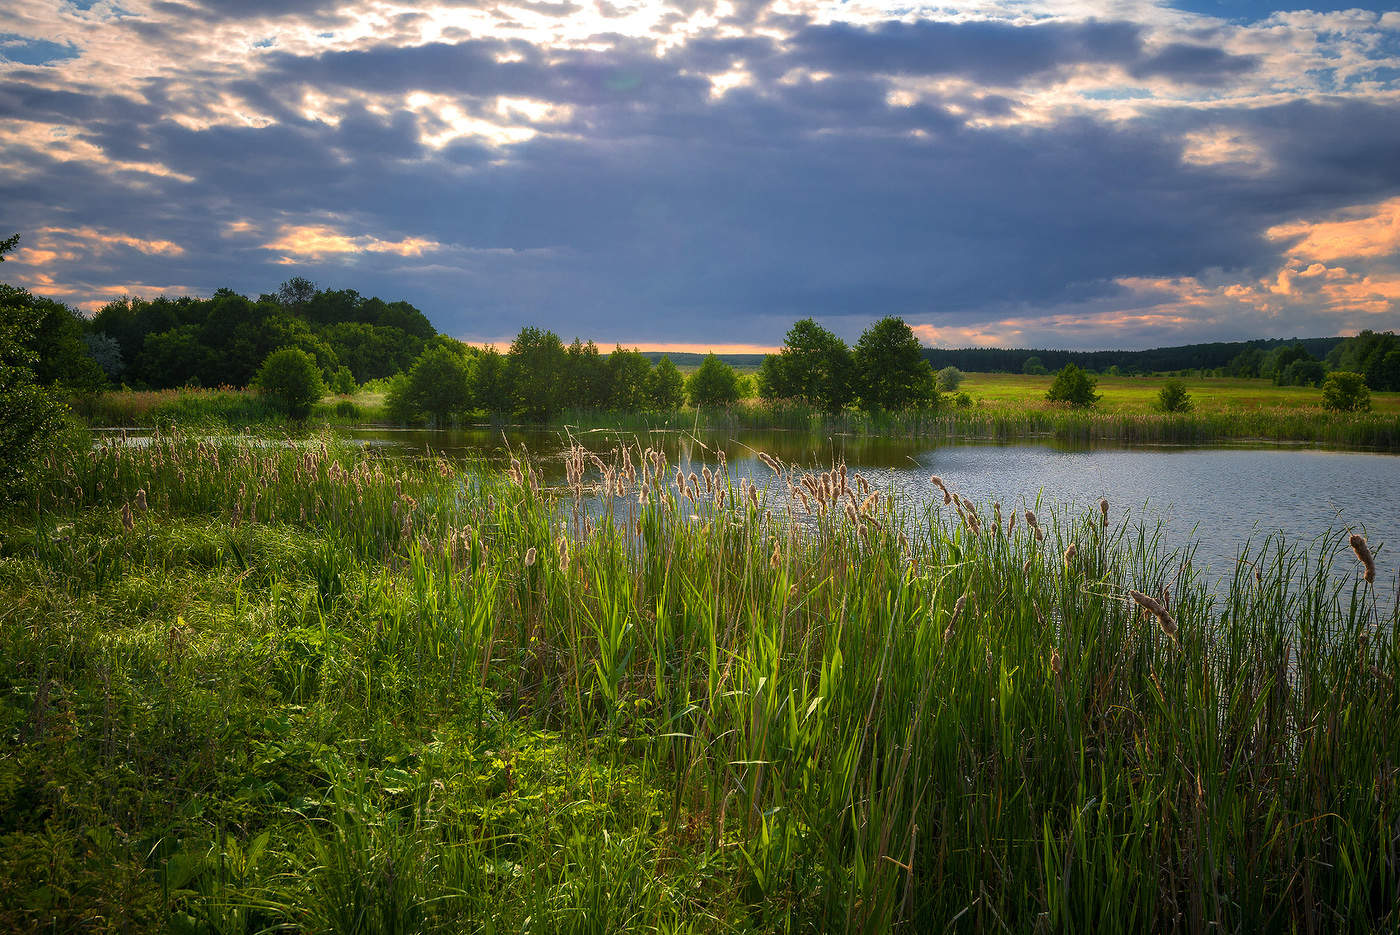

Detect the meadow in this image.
[70,374,1400,454]
[0,429,1395,932]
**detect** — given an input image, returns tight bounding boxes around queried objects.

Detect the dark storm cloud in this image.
[4,2,1398,345]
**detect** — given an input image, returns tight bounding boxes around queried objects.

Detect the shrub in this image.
[1022,355,1048,375]
[0,302,66,497]
[955,392,973,408]
[937,366,964,392]
[386,346,473,426]
[254,347,325,420]
[1156,379,1193,413]
[1045,364,1101,408]
[1321,371,1371,413]
[329,366,356,395]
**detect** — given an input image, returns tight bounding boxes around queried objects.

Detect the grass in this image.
[962,372,1400,414]
[0,429,1396,932]
[71,387,390,429]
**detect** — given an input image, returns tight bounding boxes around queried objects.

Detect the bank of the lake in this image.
[2,429,1395,931]
[72,378,1400,451]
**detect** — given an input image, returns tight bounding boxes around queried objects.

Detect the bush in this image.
[1156,379,1193,413]
[1022,355,1048,375]
[1321,371,1371,413]
[955,392,973,408]
[1045,364,1101,408]
[254,347,326,420]
[937,367,964,392]
[1277,358,1326,387]
[686,354,740,407]
[329,366,356,395]
[0,302,66,498]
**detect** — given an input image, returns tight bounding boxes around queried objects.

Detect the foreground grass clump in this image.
[2,431,1397,932]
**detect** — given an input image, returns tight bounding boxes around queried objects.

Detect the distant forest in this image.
[916,338,1345,375]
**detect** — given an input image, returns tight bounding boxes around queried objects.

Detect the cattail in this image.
[1350,533,1376,584]
[121,502,134,531]
[557,536,570,572]
[1008,511,1016,533]
[860,492,878,515]
[1129,589,1178,641]
[748,484,760,509]
[1049,648,1062,677]
[524,546,536,567]
[845,502,859,526]
[1022,556,1032,576]
[943,593,966,643]
[1063,543,1077,564]
[770,538,781,569]
[134,488,147,513]
[1099,498,1109,527]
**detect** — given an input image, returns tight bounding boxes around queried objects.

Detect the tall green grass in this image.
[1,430,1395,931]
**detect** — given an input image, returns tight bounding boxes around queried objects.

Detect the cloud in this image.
[0,0,1398,348]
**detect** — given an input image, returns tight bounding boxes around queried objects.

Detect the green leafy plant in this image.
[1045,363,1101,408]
[254,346,326,420]
[1321,370,1371,412]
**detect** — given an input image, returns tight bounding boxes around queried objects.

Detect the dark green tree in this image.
[1321,371,1371,412]
[0,235,66,498]
[473,346,512,415]
[507,326,566,421]
[0,283,105,389]
[1022,355,1049,375]
[648,356,685,410]
[607,347,652,410]
[564,339,611,409]
[686,353,740,407]
[759,318,855,413]
[1046,363,1101,408]
[254,347,325,420]
[387,345,473,426]
[853,317,937,411]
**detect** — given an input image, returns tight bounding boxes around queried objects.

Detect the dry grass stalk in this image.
[1350,533,1376,584]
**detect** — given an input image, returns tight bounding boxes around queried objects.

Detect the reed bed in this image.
[1,429,1396,932]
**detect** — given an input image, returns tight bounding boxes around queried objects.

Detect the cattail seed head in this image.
[1350,533,1376,584]
[770,538,781,569]
[1050,648,1062,677]
[1129,589,1178,641]
[524,547,537,567]
[1099,498,1109,526]
[121,502,134,531]
[134,488,147,513]
[1024,509,1038,528]
[1063,543,1077,564]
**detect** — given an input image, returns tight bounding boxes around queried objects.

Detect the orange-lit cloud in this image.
[261,224,441,262]
[1266,197,1400,261]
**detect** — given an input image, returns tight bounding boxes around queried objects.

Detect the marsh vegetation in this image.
[2,430,1396,931]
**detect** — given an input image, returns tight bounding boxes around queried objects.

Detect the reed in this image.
[1,427,1396,933]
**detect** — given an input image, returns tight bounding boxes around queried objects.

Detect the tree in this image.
[1156,379,1193,413]
[473,346,512,414]
[84,332,125,380]
[0,236,66,498]
[759,318,855,413]
[387,344,473,426]
[936,366,964,392]
[0,283,105,389]
[329,366,356,395]
[1321,371,1371,413]
[607,346,652,410]
[853,316,937,411]
[1046,364,1101,408]
[507,326,566,421]
[649,356,685,410]
[686,353,740,407]
[1277,358,1326,387]
[254,347,325,420]
[275,276,317,310]
[1022,355,1048,375]
[565,339,611,409]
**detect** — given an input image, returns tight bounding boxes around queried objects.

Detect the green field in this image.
[960,372,1400,413]
[0,430,1396,931]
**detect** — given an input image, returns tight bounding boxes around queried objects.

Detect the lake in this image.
[345,426,1397,584]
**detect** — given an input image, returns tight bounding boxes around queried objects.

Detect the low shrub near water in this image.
[2,431,1396,931]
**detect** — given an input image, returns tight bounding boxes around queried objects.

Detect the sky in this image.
[2,1,1399,352]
